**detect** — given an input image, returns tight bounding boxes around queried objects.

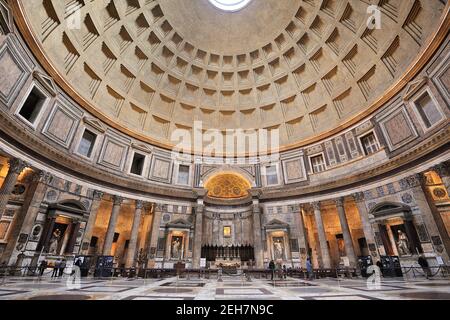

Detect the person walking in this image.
[306,258,314,281]
[58,259,67,277]
[51,260,60,278]
[269,260,275,280]
[418,255,431,279]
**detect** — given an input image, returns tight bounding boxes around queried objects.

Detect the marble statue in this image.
[171,238,181,259]
[397,230,410,255]
[48,229,61,255]
[273,239,284,260]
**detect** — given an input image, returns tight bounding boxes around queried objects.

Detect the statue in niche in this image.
[397,230,411,256]
[171,237,182,260]
[48,229,61,255]
[273,238,284,260]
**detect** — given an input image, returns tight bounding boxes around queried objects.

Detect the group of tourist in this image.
[38,259,67,278]
[268,258,315,281]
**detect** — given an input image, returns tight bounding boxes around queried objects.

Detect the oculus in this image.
[208,0,252,12]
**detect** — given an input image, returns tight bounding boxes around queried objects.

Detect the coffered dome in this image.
[13,0,446,154]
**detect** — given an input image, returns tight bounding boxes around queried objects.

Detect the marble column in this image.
[433,161,450,194]
[295,204,309,267]
[402,174,450,262]
[81,190,104,255]
[1,170,52,265]
[0,158,28,218]
[352,192,379,261]
[335,198,357,267]
[66,222,81,254]
[102,195,123,256]
[252,197,264,269]
[147,204,162,263]
[192,200,204,268]
[312,202,331,269]
[125,200,144,268]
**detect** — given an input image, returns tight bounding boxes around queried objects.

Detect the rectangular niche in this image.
[15,84,50,128]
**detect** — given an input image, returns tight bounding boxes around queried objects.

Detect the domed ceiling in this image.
[13,0,446,154]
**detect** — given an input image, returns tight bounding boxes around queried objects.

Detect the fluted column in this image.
[401,174,450,261]
[192,198,205,268]
[1,170,52,265]
[102,195,123,256]
[312,202,331,268]
[352,192,379,261]
[81,190,104,254]
[252,197,264,268]
[147,204,162,264]
[335,198,357,267]
[0,158,28,218]
[295,204,309,267]
[125,200,144,268]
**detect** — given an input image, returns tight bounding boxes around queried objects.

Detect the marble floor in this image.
[0,275,449,300]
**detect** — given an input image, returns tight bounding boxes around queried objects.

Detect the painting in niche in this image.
[272,237,285,260]
[171,236,183,260]
[336,234,345,257]
[223,226,231,238]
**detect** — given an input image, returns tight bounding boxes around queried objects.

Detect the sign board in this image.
[200,258,207,268]
[436,256,444,266]
[342,256,350,267]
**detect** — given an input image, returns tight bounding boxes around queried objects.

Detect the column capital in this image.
[112,195,124,206]
[334,197,345,208]
[93,190,104,201]
[32,170,52,184]
[352,192,365,202]
[7,158,28,174]
[311,201,321,211]
[135,200,144,209]
[433,162,450,178]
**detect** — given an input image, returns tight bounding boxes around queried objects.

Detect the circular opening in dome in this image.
[208,0,252,12]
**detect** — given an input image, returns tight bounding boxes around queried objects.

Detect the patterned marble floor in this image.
[0,275,449,300]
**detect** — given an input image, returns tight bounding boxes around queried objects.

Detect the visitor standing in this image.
[39,260,48,276]
[269,260,275,280]
[306,258,314,281]
[51,260,60,278]
[418,255,431,279]
[59,259,67,277]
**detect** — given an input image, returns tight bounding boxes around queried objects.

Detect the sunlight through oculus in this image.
[208,0,253,12]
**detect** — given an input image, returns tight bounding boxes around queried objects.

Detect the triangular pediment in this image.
[83,117,106,133]
[33,71,57,96]
[132,142,153,153]
[167,218,192,229]
[265,219,289,229]
[403,77,428,101]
